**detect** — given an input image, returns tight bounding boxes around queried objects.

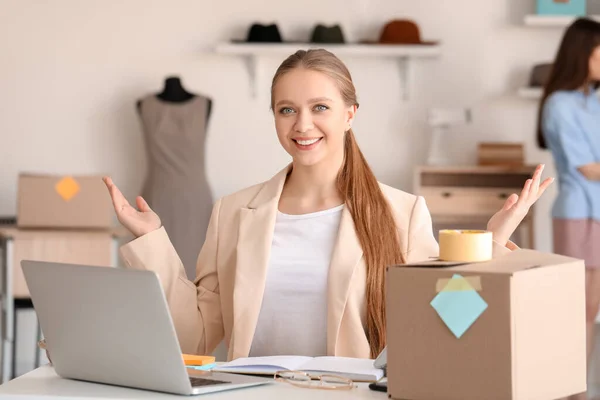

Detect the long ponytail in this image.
[337,129,404,357]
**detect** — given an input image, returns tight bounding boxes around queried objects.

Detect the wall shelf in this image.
[214,42,442,99]
[517,87,542,99]
[524,14,600,27]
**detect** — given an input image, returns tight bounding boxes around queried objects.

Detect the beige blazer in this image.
[120,165,513,360]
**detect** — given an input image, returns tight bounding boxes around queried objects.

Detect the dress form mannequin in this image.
[136,76,212,119]
[135,76,214,279]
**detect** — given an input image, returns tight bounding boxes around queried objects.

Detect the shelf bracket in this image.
[398,56,410,101]
[243,55,257,98]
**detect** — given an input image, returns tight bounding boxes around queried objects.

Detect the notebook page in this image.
[216,355,312,372]
[299,356,383,380]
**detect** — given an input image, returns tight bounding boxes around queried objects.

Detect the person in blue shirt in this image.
[538,18,600,399]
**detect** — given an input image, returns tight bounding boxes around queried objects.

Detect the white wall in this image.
[1,0,562,252]
[1,0,569,376]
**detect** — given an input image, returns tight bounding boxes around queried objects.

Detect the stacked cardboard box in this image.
[387,249,586,400]
[17,174,112,229]
[477,142,525,167]
[6,173,119,298]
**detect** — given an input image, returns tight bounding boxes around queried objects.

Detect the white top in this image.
[249,204,344,357]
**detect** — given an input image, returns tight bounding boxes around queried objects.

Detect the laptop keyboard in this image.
[189,376,231,387]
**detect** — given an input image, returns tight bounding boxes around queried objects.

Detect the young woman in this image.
[537,17,600,399]
[104,49,551,361]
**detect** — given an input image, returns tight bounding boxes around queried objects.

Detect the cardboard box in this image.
[387,249,586,400]
[10,229,114,298]
[537,0,585,16]
[17,174,113,229]
[477,142,524,167]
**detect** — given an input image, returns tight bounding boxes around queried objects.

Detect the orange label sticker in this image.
[55,176,80,201]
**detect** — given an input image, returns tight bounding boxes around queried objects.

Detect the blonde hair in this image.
[270,49,405,358]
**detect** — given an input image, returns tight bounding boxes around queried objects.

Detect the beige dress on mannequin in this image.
[137,94,213,280]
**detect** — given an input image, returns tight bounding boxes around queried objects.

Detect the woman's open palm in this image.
[487,164,554,247]
[102,177,161,238]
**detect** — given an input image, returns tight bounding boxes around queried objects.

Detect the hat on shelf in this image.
[528,63,553,87]
[369,19,438,45]
[235,23,283,43]
[309,24,346,43]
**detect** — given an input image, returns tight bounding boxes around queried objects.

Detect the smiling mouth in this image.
[293,138,323,146]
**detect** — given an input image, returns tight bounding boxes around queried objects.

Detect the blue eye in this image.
[279,107,294,114]
[314,104,329,111]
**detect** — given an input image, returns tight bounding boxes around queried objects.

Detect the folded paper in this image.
[431,274,488,338]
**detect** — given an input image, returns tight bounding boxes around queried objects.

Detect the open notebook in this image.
[212,356,384,382]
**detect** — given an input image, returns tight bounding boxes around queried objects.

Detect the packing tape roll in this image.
[438,230,493,262]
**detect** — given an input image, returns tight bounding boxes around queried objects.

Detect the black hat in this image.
[529,63,553,87]
[310,24,345,44]
[245,23,282,43]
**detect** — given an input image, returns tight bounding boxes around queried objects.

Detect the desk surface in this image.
[0,366,386,399]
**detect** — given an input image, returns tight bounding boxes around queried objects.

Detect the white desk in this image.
[0,366,387,399]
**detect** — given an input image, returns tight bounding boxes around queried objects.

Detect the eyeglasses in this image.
[274,370,356,390]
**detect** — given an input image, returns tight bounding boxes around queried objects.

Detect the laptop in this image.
[21,260,270,396]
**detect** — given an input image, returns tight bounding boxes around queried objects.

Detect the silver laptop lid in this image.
[21,261,194,395]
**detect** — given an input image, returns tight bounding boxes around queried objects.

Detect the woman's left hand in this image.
[486,164,554,247]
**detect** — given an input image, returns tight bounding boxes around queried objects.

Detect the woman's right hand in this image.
[102,176,162,238]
